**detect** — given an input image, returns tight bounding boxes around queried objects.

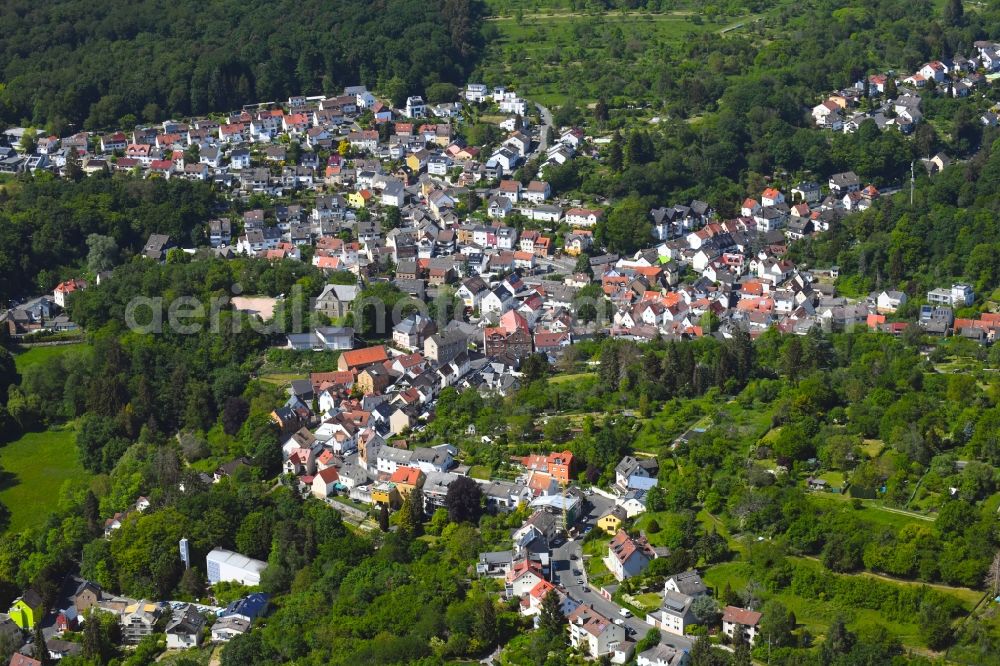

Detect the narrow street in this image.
[548,493,694,653]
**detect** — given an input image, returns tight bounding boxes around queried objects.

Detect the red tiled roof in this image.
[316,467,340,483]
[722,605,762,627]
[341,345,389,368]
[390,466,423,486]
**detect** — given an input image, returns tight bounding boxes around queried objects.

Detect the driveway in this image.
[529,103,553,161]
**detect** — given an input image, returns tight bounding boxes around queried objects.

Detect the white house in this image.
[876,290,907,313]
[405,96,426,118]
[165,605,205,649]
[722,606,762,645]
[567,604,630,663]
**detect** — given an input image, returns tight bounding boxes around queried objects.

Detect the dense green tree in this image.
[538,589,566,638]
[445,475,482,524]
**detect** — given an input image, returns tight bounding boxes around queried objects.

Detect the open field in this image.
[258,372,306,386]
[0,427,90,533]
[13,343,88,373]
[808,494,935,530]
[548,371,597,384]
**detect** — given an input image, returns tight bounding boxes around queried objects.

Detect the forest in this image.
[0,0,481,132]
[0,173,216,303]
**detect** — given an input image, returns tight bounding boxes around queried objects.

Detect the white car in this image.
[619,608,632,618]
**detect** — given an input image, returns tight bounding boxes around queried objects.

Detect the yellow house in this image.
[9,589,43,629]
[347,190,372,208]
[389,466,425,499]
[406,148,430,173]
[598,507,627,535]
[371,481,401,509]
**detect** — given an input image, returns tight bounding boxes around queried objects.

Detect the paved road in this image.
[529,103,553,161]
[551,537,692,653]
[548,493,693,653]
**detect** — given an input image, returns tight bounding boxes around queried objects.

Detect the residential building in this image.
[122,601,165,644]
[722,606,762,645]
[567,604,629,663]
[165,604,205,649]
[606,529,656,581]
[637,643,689,666]
[8,590,43,630]
[649,590,696,636]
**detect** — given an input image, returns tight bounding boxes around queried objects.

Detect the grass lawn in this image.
[983,491,1000,515]
[815,471,846,488]
[633,592,662,611]
[860,439,884,458]
[807,494,933,530]
[259,372,306,386]
[548,371,597,384]
[469,465,492,480]
[13,343,88,373]
[0,427,91,533]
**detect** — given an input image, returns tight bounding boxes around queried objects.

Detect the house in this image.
[619,489,648,518]
[722,606,762,644]
[828,171,860,195]
[389,466,425,498]
[314,283,359,320]
[393,313,437,351]
[513,450,573,484]
[312,466,341,499]
[598,506,627,535]
[371,480,401,508]
[122,601,165,644]
[9,656,41,666]
[606,529,656,581]
[219,593,270,623]
[791,181,821,204]
[73,580,101,614]
[53,278,86,308]
[166,604,206,649]
[211,615,251,642]
[8,590,43,629]
[927,283,974,307]
[208,219,232,247]
[614,455,659,492]
[357,365,393,395]
[524,180,551,203]
[648,591,696,636]
[337,345,389,372]
[466,83,489,102]
[565,208,603,227]
[477,550,515,577]
[567,604,629,663]
[405,96,426,118]
[142,233,173,260]
[637,644,689,666]
[664,570,708,598]
[876,290,907,314]
[498,179,521,202]
[488,195,513,219]
[506,560,546,598]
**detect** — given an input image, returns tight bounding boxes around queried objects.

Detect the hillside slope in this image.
[0,0,482,131]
